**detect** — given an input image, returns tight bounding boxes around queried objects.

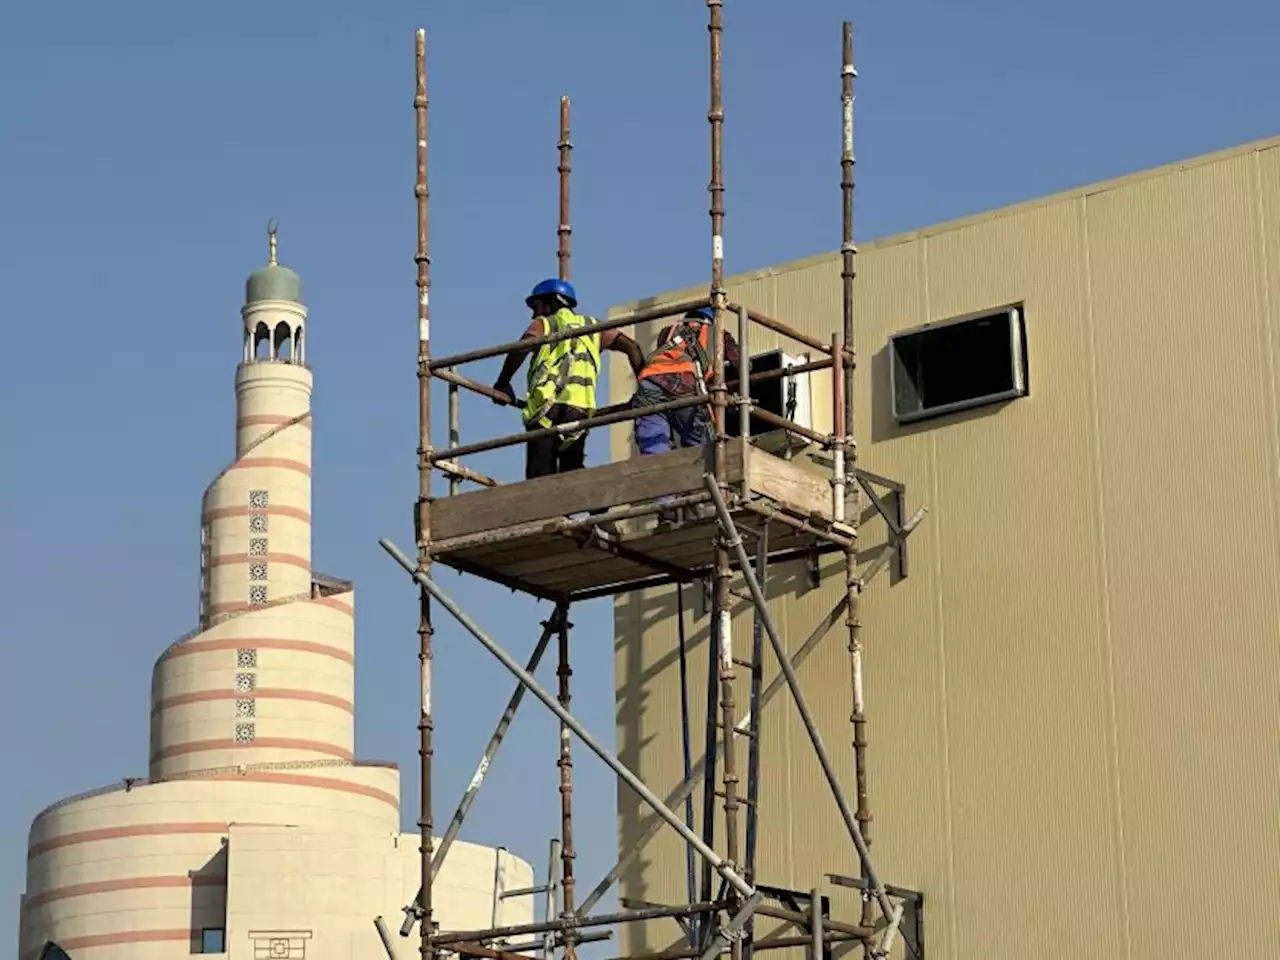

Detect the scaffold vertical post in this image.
[840,20,874,951]
[554,94,578,960]
[413,27,436,960]
[832,333,847,524]
[741,523,768,960]
[556,610,578,960]
[738,304,751,500]
[707,3,743,960]
[558,97,572,281]
[447,373,459,497]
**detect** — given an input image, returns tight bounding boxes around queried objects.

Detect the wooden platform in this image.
[428,445,853,599]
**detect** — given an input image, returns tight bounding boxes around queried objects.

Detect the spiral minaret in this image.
[18,229,534,960]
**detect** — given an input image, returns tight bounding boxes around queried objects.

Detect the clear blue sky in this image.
[1,0,1276,950]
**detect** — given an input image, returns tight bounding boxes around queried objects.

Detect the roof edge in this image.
[609,132,1280,315]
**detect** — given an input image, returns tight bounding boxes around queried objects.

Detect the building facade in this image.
[606,135,1280,959]
[17,238,534,960]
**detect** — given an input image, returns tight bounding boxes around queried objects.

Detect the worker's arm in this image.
[602,331,645,376]
[492,320,543,405]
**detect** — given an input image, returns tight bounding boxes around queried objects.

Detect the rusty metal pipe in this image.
[432,368,523,408]
[610,931,864,960]
[433,459,499,489]
[556,611,578,960]
[832,335,846,524]
[748,408,832,449]
[381,539,757,903]
[401,606,569,936]
[412,27,435,960]
[448,373,460,496]
[702,478,896,925]
[573,595,850,919]
[431,902,727,946]
[707,7,745,958]
[427,393,710,463]
[558,97,572,281]
[840,22,874,951]
[728,304,839,357]
[590,356,834,420]
[428,297,712,371]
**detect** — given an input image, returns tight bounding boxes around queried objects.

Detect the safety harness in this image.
[636,320,713,406]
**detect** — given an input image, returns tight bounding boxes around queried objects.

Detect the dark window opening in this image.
[890,305,1028,424]
[38,943,72,960]
[200,928,226,954]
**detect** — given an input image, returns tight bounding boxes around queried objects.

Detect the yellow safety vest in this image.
[524,308,601,431]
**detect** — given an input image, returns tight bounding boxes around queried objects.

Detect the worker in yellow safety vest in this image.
[493,278,644,480]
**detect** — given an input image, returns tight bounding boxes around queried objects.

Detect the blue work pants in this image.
[632,379,708,455]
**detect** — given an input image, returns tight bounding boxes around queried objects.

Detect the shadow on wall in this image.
[612,343,948,951]
[189,843,229,954]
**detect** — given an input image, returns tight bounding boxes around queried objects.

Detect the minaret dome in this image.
[243,221,306,364]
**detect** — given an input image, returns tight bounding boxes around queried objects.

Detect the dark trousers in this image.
[525,403,588,480]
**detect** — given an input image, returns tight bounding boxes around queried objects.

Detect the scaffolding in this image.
[378,7,928,960]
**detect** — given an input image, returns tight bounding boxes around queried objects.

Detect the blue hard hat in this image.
[685,307,715,322]
[526,278,578,309]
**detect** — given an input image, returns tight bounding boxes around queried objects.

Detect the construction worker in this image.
[630,307,742,520]
[493,278,644,481]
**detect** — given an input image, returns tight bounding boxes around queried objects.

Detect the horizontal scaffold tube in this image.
[428,297,713,371]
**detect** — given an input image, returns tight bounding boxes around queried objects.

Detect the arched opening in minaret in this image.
[274,321,294,362]
[294,326,305,364]
[254,322,271,361]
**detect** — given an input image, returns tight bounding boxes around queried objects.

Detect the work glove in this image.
[491,381,516,406]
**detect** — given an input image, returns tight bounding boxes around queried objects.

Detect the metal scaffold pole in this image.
[706,4,744,959]
[412,27,436,960]
[558,97,573,282]
[701,477,897,930]
[554,93,580,960]
[839,22,875,952]
[556,610,579,960]
[378,11,928,960]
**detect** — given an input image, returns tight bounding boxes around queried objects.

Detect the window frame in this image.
[200,927,226,954]
[888,303,1029,425]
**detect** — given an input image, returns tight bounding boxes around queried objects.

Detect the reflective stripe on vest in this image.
[524,309,602,431]
[639,321,713,382]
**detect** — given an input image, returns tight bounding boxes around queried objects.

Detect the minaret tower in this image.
[150,224,357,781]
[200,221,314,622]
[18,227,534,960]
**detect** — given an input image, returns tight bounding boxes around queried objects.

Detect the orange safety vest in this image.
[639,320,713,382]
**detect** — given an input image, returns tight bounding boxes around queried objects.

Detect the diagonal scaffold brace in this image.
[700,476,903,957]
[379,538,764,960]
[400,602,571,937]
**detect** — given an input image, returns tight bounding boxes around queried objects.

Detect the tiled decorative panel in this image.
[234,723,256,743]
[237,649,257,669]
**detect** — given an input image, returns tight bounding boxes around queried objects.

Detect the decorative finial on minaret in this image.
[267,219,279,266]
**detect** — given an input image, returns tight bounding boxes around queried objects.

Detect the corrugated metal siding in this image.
[609,138,1280,960]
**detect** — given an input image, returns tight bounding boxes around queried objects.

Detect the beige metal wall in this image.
[607,135,1280,960]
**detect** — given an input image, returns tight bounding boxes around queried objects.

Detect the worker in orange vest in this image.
[629,307,742,520]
